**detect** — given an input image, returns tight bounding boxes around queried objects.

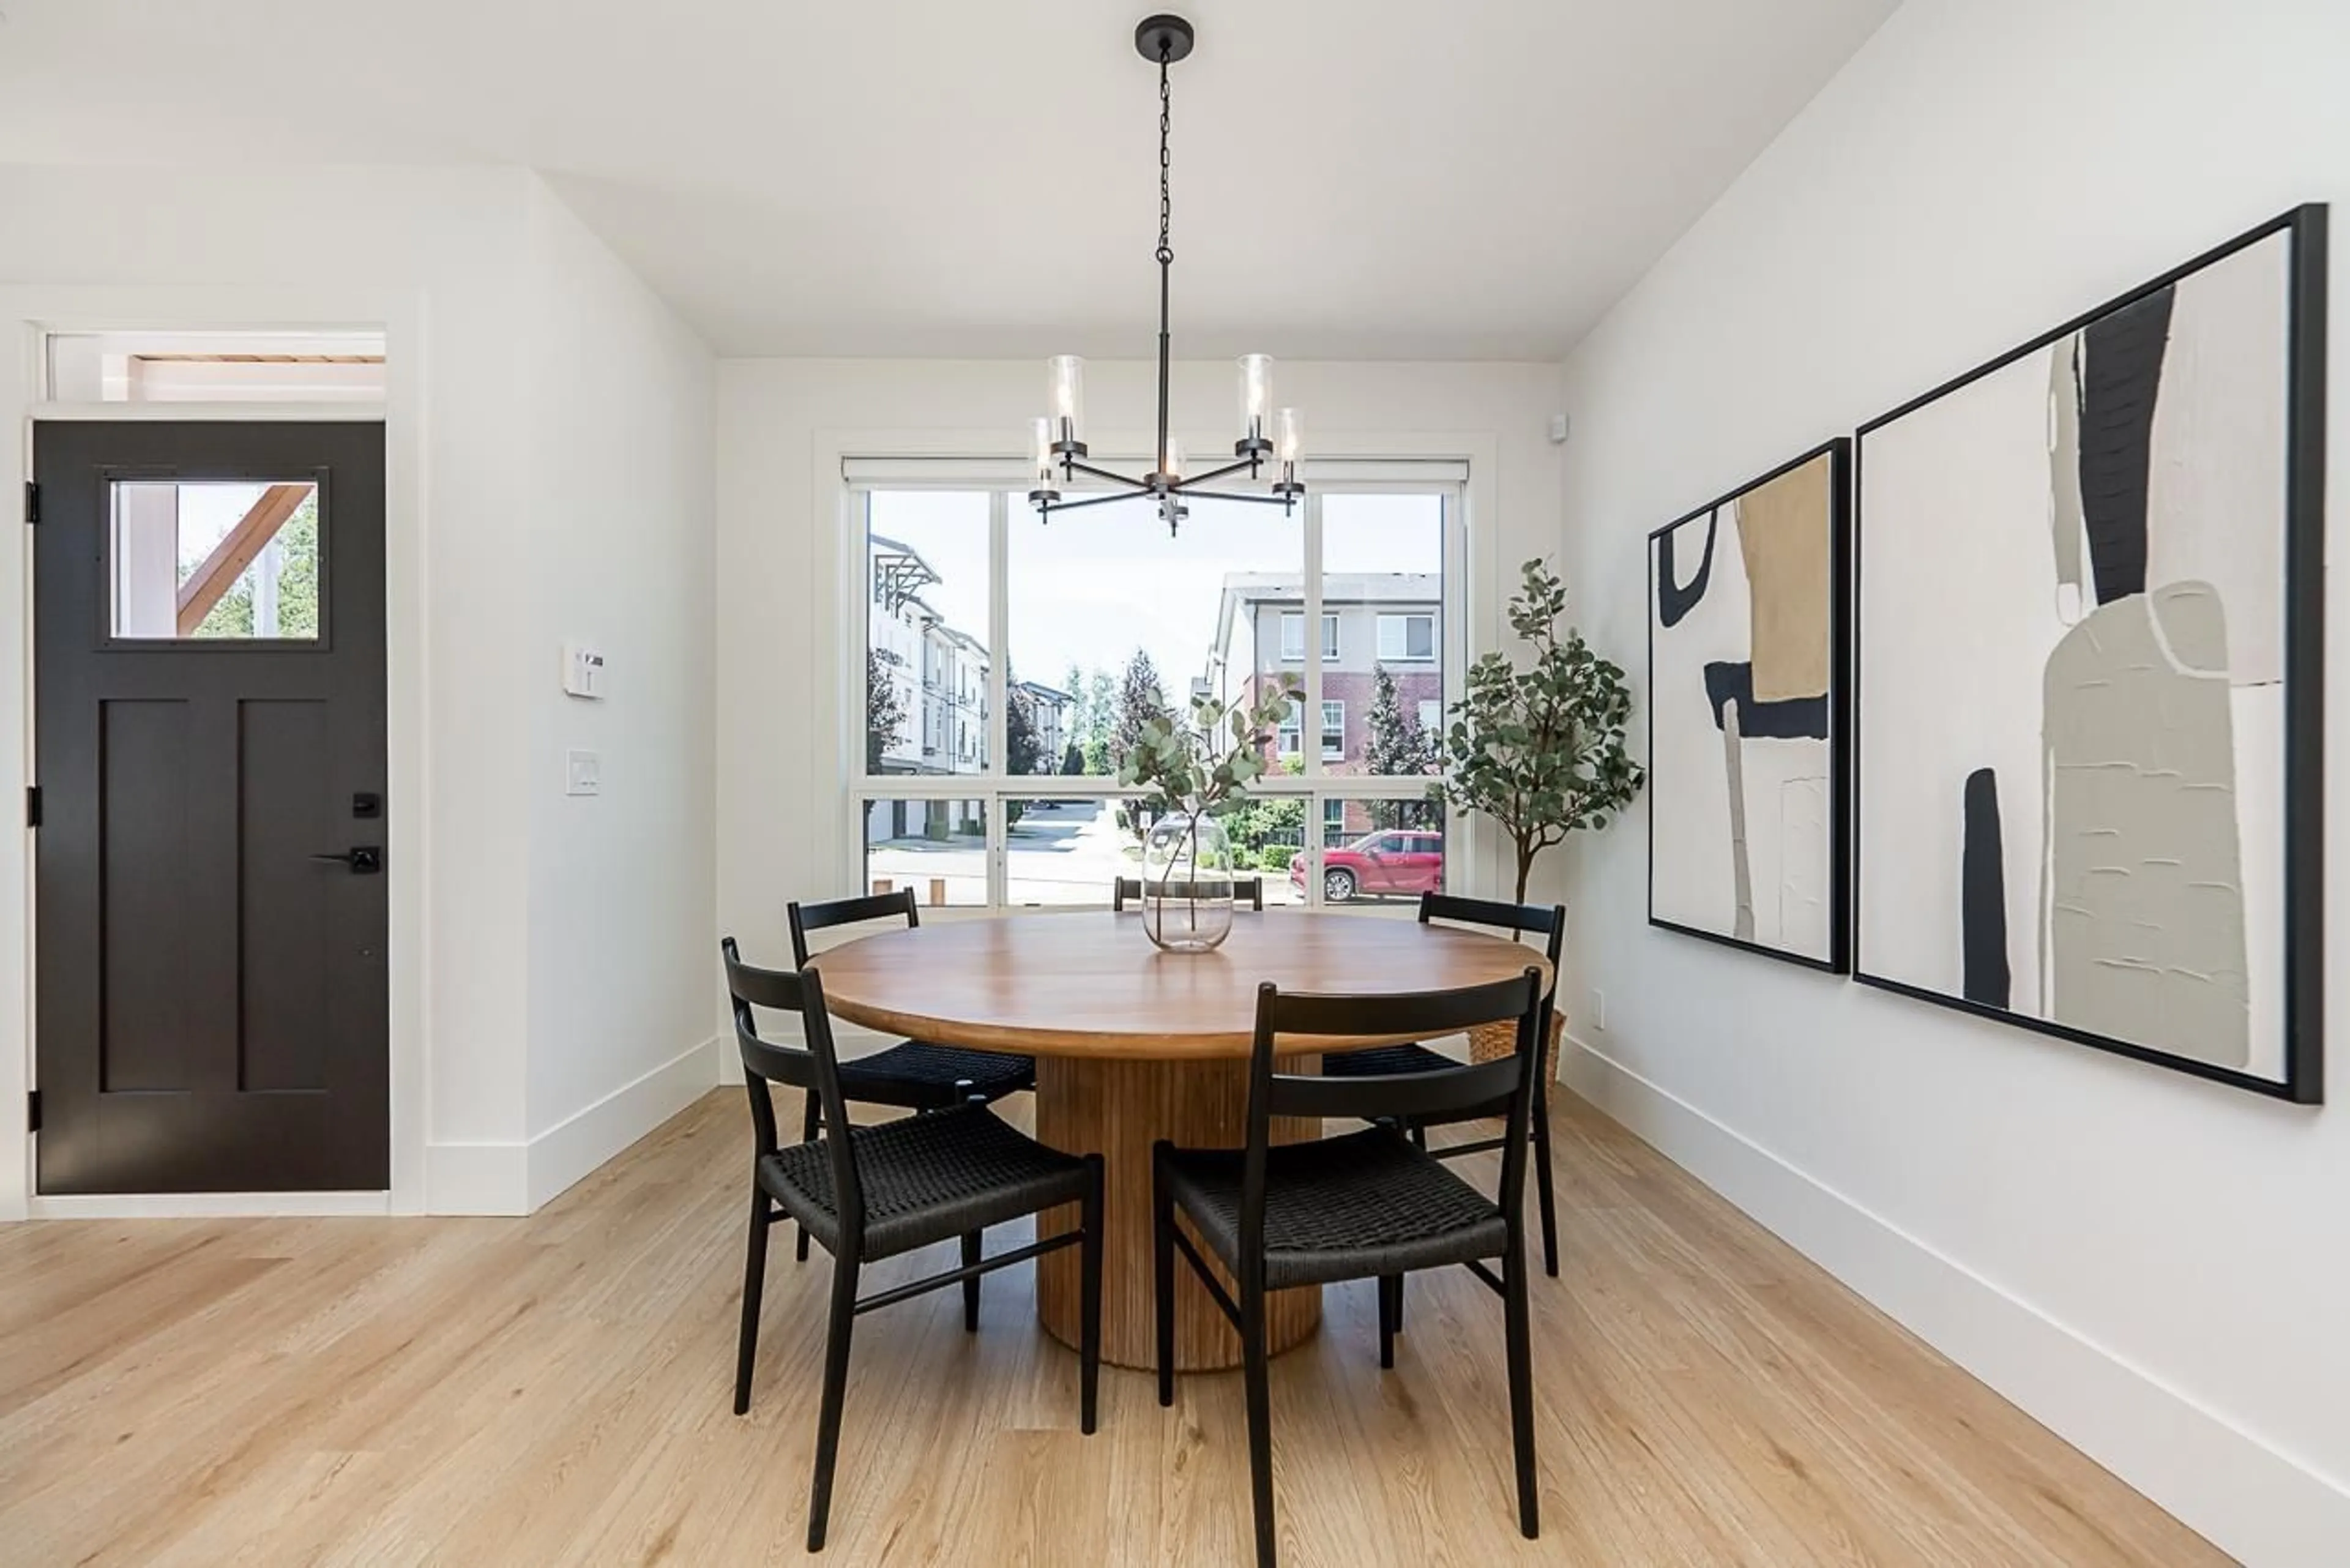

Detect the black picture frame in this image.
[1851,204,2326,1104]
[1646,436,1852,974]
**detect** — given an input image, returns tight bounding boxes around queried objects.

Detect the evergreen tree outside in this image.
[1363,662,1440,829]
[866,648,911,771]
[1061,741,1085,776]
[1110,649,1167,771]
[1083,670,1117,774]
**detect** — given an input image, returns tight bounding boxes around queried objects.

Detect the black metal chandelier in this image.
[1028,13,1304,537]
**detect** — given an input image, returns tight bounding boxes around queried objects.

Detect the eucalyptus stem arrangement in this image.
[1117,681,1301,949]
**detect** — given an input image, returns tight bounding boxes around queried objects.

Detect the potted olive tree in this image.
[1434,558,1644,906]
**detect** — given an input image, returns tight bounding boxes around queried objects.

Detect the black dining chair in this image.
[1321,893,1565,1277]
[786,890,1036,1261]
[722,938,1105,1553]
[1151,968,1548,1567]
[1112,875,1265,911]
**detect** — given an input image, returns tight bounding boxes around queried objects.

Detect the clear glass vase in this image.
[1141,810,1236,953]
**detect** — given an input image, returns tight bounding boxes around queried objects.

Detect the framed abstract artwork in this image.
[1854,205,2326,1101]
[1649,439,1850,971]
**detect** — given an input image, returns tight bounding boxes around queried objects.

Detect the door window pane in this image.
[1323,495,1444,778]
[1318,798,1449,906]
[862,797,987,906]
[866,492,990,777]
[1008,493,1301,782]
[109,480,321,641]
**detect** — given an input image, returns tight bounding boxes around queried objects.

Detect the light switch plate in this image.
[565,749,602,796]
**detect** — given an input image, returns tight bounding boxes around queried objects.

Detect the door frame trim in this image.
[0,285,428,1221]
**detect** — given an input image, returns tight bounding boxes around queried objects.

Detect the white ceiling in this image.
[0,0,1897,359]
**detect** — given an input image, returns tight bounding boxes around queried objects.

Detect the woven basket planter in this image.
[1466,1009,1564,1081]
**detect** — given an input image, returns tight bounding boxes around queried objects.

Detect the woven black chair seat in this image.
[838,1040,1035,1106]
[1160,1127,1507,1291]
[761,1105,1089,1261]
[1322,1042,1454,1078]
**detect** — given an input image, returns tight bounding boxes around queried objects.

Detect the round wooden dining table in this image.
[809,910,1546,1373]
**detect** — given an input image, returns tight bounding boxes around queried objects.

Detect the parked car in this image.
[1288,829,1445,903]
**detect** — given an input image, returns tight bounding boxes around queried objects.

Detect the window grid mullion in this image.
[1302,492,1324,909]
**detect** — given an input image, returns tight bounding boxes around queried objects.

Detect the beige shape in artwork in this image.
[2041,581,2250,1069]
[1734,454,1832,704]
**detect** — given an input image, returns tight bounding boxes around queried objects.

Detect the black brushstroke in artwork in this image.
[1703,662,1828,741]
[1961,767,2011,1009]
[2077,285,2174,605]
[1655,513,1715,628]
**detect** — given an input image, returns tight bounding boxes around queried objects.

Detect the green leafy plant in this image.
[1117,681,1302,887]
[1433,558,1644,905]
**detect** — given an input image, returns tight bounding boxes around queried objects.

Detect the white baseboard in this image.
[1561,1032,2350,1567]
[526,1035,721,1211]
[27,1189,392,1219]
[423,1140,529,1217]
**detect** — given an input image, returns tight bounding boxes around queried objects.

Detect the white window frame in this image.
[1417,698,1444,734]
[840,462,1471,911]
[1378,611,1436,662]
[1278,610,1340,663]
[1319,700,1346,761]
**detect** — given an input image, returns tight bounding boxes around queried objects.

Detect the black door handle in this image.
[310,846,382,875]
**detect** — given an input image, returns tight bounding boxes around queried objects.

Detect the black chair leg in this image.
[1532,1078,1559,1277]
[796,1094,821,1263]
[1080,1154,1105,1435]
[1242,1279,1277,1568]
[961,1231,982,1331]
[1503,1245,1539,1539]
[733,1189,772,1416]
[1152,1142,1177,1408]
[806,1255,862,1553]
[1377,1274,1400,1370]
[1409,1121,1428,1152]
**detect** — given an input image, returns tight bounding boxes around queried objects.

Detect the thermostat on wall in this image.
[563,643,607,699]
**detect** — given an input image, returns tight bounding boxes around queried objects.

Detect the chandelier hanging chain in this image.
[1157,50,1174,269]
[1028,15,1302,537]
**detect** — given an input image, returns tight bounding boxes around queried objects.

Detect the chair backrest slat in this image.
[722,936,865,1240]
[788,888,919,966]
[1266,1055,1521,1122]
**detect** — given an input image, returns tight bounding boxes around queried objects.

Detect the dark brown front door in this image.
[33,421,389,1193]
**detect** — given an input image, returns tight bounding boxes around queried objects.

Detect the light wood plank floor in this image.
[0,1090,2223,1567]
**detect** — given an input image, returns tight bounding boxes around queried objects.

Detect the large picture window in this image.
[848,467,1466,911]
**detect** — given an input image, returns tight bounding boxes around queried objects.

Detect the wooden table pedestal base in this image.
[1032,1051,1321,1372]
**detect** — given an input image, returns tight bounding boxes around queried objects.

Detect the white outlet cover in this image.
[565,749,602,796]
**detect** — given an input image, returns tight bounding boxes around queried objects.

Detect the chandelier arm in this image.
[1062,459,1158,491]
[1168,456,1259,489]
[1036,490,1157,517]
[1166,489,1302,507]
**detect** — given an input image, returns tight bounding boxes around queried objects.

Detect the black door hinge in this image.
[26,1091,39,1133]
[23,482,37,526]
[24,786,39,829]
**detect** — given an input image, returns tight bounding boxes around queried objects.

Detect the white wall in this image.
[518,180,718,1208]
[0,165,715,1217]
[713,359,1561,1001]
[1554,1,2350,1561]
